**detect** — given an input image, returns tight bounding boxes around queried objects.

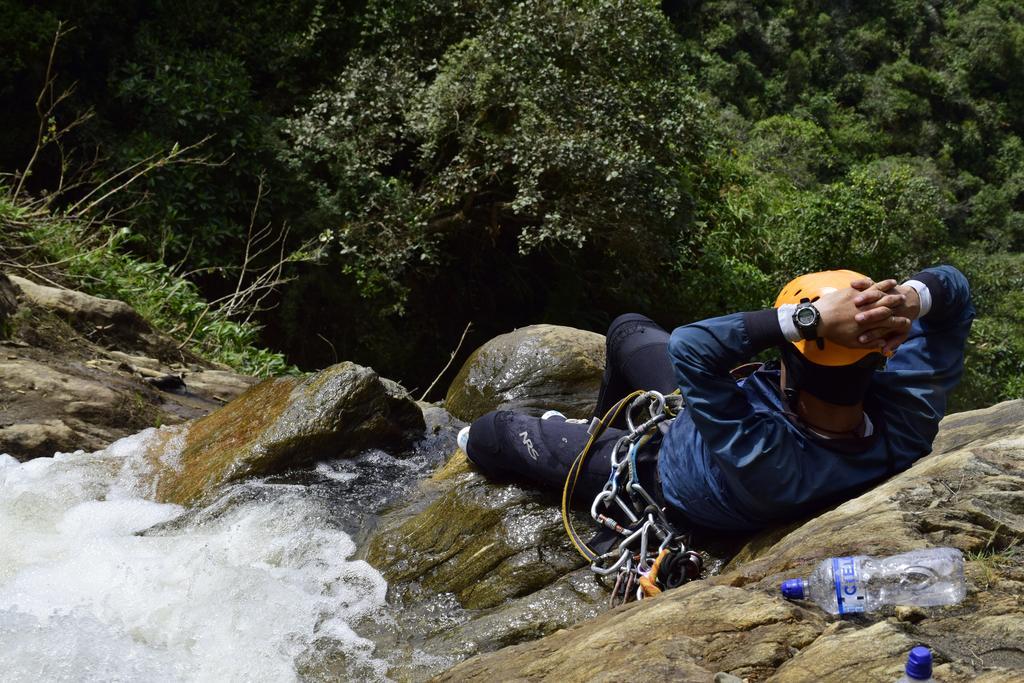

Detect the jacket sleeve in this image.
[668,310,791,476]
[871,265,974,462]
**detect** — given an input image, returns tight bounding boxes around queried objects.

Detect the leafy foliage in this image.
[284,0,716,315]
[1,0,1022,406]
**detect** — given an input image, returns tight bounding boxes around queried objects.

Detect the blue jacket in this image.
[657,266,974,531]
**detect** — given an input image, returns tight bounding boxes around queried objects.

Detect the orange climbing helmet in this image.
[774,269,882,367]
[774,269,886,406]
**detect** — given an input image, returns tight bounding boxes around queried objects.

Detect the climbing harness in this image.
[561,389,702,607]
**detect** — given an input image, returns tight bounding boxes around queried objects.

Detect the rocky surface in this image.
[360,449,606,679]
[0,272,256,459]
[436,399,1024,682]
[445,324,606,421]
[4,270,1023,682]
[9,274,185,361]
[138,361,425,505]
[0,273,17,333]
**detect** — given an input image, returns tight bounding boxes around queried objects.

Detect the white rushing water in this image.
[0,429,391,682]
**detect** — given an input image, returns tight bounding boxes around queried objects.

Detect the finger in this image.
[857,318,910,344]
[872,292,906,310]
[852,279,898,305]
[857,328,887,344]
[854,305,896,325]
[850,278,874,291]
[873,278,898,291]
[881,331,910,355]
[853,287,885,307]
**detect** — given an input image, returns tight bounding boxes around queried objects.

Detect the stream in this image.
[0,427,452,682]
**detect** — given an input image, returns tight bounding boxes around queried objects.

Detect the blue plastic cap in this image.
[780,578,805,600]
[905,646,933,679]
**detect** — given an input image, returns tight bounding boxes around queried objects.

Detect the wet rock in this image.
[145,373,187,393]
[142,361,425,505]
[0,358,157,458]
[367,451,585,609]
[0,419,76,460]
[445,324,605,421]
[361,448,605,672]
[419,401,465,436]
[428,568,607,654]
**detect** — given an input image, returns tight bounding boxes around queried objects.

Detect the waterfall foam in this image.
[0,430,391,682]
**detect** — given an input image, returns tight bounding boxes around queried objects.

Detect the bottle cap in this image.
[905,645,932,679]
[780,578,805,600]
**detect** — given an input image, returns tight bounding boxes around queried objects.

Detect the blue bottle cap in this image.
[905,645,933,679]
[780,578,805,600]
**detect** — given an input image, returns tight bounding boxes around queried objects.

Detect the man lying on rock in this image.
[459,266,973,534]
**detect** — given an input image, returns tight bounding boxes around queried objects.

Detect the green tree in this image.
[284,0,718,319]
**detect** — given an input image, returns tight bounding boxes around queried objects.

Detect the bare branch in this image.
[176,304,212,351]
[419,322,473,401]
[317,334,338,364]
[12,21,76,202]
[64,137,215,217]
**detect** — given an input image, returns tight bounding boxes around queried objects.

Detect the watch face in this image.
[796,306,817,325]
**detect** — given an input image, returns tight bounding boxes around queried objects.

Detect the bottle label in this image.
[832,556,866,614]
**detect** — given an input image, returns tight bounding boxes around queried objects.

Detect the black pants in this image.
[464,314,676,506]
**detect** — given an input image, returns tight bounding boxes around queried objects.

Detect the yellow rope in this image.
[560,390,645,562]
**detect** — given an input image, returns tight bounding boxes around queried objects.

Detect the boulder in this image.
[140,361,425,505]
[432,400,1024,681]
[436,583,826,682]
[8,275,185,361]
[0,358,157,458]
[445,324,605,421]
[0,273,17,339]
[10,274,150,336]
[367,451,586,610]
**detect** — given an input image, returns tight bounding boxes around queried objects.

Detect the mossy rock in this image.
[143,361,425,505]
[445,324,605,422]
[367,458,585,610]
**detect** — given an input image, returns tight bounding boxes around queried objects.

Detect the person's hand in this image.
[815,279,912,350]
[851,279,921,354]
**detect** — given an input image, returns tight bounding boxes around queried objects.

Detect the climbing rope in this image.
[561,390,702,607]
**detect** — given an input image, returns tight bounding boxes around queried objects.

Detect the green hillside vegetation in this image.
[0,190,295,376]
[1,0,1021,408]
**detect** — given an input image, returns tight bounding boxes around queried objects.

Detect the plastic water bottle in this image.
[896,646,934,682]
[780,547,965,615]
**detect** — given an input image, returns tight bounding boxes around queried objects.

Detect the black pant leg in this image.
[595,313,676,426]
[464,410,629,505]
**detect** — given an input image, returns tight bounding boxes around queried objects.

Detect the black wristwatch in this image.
[792,302,821,340]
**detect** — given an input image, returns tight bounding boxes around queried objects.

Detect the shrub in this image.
[282,0,717,315]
